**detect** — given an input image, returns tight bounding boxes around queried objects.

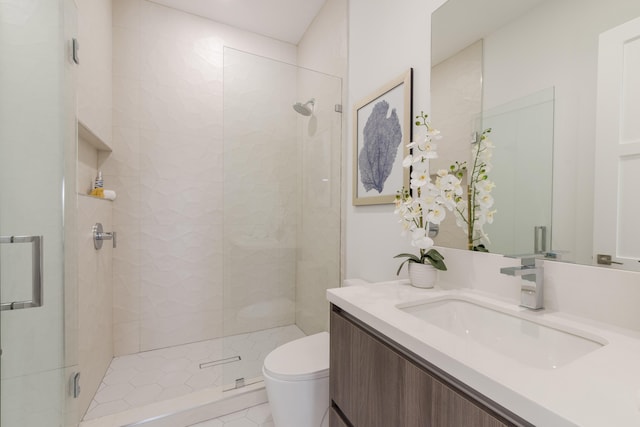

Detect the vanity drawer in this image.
[329,304,532,427]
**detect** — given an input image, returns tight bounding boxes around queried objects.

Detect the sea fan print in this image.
[359,100,402,193]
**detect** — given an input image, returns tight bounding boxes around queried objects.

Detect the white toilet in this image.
[262,331,330,427]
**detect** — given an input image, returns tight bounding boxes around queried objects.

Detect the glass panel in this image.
[481,88,555,255]
[0,0,77,425]
[222,48,342,389]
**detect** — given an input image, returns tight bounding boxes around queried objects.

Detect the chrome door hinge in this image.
[72,38,79,64]
[71,372,81,398]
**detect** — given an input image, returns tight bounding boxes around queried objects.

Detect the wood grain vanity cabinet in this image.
[329,305,533,427]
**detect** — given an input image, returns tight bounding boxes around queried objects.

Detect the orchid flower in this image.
[394,112,462,272]
[449,128,496,250]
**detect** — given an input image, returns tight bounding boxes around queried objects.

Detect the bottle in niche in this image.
[89,171,105,198]
[94,171,103,189]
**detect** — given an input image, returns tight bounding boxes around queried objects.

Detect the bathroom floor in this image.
[84,325,304,420]
[190,403,273,427]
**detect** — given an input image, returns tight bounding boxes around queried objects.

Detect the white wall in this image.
[109,0,297,355]
[76,196,113,419]
[346,0,446,281]
[347,0,640,284]
[297,0,348,78]
[77,0,113,145]
[73,2,116,421]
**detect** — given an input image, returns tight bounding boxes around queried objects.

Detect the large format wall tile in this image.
[295,0,346,334]
[110,0,344,356]
[77,195,114,418]
[112,77,141,129]
[111,0,298,354]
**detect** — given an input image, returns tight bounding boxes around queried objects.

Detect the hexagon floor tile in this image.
[83,325,304,421]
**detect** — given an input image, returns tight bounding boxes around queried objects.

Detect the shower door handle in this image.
[0,235,44,311]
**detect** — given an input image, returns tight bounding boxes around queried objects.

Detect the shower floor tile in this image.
[83,325,304,421]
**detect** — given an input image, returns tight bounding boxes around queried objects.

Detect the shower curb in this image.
[79,381,267,427]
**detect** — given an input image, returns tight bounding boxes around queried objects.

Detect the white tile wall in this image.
[77,0,113,146]
[78,137,100,194]
[295,0,347,334]
[110,0,298,354]
[222,48,300,336]
[77,195,115,418]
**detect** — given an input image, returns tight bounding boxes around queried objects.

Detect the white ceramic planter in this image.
[408,262,437,288]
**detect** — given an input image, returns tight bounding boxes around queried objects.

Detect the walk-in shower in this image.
[1,1,342,424]
[82,45,342,426]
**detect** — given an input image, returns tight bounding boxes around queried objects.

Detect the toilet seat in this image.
[263,332,329,382]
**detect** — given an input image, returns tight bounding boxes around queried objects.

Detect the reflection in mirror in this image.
[431,0,640,270]
[431,40,483,251]
[482,88,554,256]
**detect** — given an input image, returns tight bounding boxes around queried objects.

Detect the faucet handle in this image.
[505,254,538,267]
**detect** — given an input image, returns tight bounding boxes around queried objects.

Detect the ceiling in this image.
[148,0,327,45]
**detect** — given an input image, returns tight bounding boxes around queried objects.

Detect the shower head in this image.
[293,98,315,116]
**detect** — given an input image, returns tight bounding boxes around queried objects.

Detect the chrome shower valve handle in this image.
[93,223,116,250]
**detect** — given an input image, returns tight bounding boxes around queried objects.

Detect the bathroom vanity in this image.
[327,281,640,426]
[329,305,529,426]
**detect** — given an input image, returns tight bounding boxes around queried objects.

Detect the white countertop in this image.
[327,280,640,426]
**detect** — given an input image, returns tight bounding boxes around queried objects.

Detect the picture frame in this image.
[352,69,413,206]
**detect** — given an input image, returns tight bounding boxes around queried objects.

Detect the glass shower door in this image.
[0,0,77,425]
[221,48,342,389]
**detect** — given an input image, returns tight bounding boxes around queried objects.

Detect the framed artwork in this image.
[352,69,412,205]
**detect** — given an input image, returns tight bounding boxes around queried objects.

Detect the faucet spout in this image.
[500,257,544,310]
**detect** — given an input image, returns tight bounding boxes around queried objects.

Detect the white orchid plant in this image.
[394,112,463,273]
[449,128,497,251]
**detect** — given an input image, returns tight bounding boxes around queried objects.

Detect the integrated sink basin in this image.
[399,297,605,369]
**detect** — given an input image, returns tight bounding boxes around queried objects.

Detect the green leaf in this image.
[426,248,444,260]
[424,249,447,271]
[394,253,421,262]
[426,255,447,271]
[396,258,412,276]
[394,253,422,276]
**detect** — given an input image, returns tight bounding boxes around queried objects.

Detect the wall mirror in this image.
[430,0,640,271]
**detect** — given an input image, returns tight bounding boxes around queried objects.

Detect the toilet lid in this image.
[263,332,330,381]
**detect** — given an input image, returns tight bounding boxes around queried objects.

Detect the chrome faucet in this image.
[500,257,544,310]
